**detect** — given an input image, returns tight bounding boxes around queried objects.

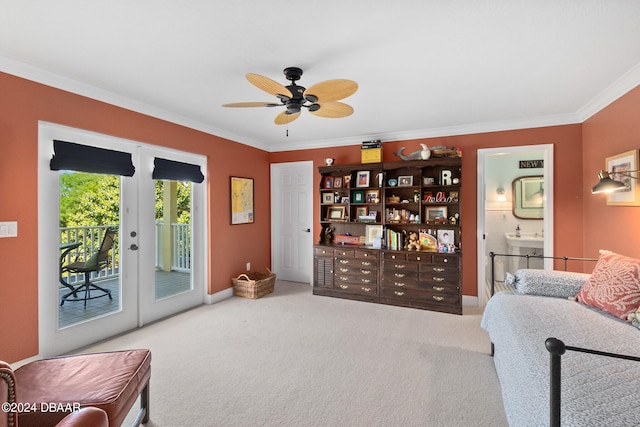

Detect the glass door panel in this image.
[154,179,192,300]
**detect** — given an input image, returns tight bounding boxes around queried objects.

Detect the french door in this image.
[38,122,207,357]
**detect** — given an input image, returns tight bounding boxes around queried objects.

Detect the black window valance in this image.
[50,140,135,176]
[152,157,204,183]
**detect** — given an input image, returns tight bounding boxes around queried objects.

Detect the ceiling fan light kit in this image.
[223,67,358,125]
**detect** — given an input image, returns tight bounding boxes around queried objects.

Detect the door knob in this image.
[302,228,311,233]
[129,244,139,251]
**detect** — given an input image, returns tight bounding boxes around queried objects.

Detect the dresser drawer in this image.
[419,270,458,285]
[381,287,459,305]
[334,274,377,286]
[416,281,459,295]
[334,265,377,277]
[334,249,355,258]
[406,253,431,263]
[433,254,459,266]
[383,269,418,281]
[383,260,418,273]
[381,277,420,290]
[334,282,378,296]
[355,249,378,260]
[383,252,407,262]
[335,257,378,269]
[315,247,333,257]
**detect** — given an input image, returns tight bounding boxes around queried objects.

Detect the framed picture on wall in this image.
[230,176,254,224]
[606,149,640,206]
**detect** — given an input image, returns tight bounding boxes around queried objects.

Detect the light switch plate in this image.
[0,221,18,238]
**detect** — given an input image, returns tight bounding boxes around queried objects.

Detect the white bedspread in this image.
[481,291,640,427]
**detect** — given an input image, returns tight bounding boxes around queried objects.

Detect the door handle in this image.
[302,228,311,232]
[129,244,139,251]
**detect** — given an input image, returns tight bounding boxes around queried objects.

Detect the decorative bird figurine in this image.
[394,144,431,161]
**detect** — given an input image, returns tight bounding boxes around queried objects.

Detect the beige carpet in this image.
[82,281,508,427]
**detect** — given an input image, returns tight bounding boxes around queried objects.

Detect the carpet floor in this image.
[82,280,508,427]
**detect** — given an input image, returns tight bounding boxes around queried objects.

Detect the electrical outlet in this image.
[246,262,251,271]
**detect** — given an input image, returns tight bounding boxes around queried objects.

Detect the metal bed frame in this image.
[487,252,640,427]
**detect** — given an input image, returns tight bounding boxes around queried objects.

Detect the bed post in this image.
[545,337,566,427]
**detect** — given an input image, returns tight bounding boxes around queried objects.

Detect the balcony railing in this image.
[60,223,191,285]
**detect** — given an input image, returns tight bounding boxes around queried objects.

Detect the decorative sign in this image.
[519,160,544,169]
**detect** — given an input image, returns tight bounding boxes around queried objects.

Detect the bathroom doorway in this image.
[476,144,554,305]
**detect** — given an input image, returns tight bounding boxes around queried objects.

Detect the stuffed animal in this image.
[405,231,421,251]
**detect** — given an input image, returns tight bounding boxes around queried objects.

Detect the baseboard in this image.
[462,295,479,307]
[204,287,233,305]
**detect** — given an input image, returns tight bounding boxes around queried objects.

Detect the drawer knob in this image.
[433,277,445,282]
[433,286,445,291]
[433,296,445,302]
[394,264,405,269]
[340,277,349,281]
[443,259,448,263]
[394,273,405,278]
[362,287,371,292]
[339,284,348,289]
[340,260,349,264]
[394,282,405,287]
[362,261,372,266]
[394,291,405,296]
[362,270,371,275]
[340,268,348,272]
[433,267,445,272]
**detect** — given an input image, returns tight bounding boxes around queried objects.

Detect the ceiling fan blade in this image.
[222,102,281,108]
[274,111,300,125]
[304,79,358,103]
[246,73,293,99]
[310,102,354,118]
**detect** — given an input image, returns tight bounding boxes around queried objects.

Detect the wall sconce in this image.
[496,187,506,201]
[592,170,640,194]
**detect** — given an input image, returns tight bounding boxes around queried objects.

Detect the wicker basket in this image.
[232,269,276,299]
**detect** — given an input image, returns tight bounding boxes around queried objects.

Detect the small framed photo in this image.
[333,177,343,188]
[398,175,413,186]
[356,171,370,187]
[343,175,352,188]
[437,229,455,246]
[355,207,368,218]
[366,189,380,203]
[326,205,346,221]
[605,149,640,206]
[341,197,350,203]
[425,206,448,221]
[365,225,383,246]
[322,192,334,204]
[352,190,365,203]
[323,176,334,189]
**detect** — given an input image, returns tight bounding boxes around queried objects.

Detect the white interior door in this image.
[38,123,206,356]
[271,161,313,283]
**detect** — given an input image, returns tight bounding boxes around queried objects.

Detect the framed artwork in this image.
[365,225,383,246]
[437,229,455,246]
[355,207,368,219]
[322,192,334,204]
[323,176,334,189]
[366,189,380,203]
[356,171,370,187]
[352,190,365,203]
[230,176,254,224]
[326,205,346,221]
[606,150,640,206]
[333,177,343,188]
[340,197,350,203]
[398,175,413,186]
[425,206,448,221]
[343,175,352,188]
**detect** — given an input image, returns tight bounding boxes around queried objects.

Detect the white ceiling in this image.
[2,1,640,152]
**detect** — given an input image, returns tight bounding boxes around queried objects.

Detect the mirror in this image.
[512,175,544,219]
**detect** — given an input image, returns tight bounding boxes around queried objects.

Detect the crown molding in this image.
[576,61,640,122]
[0,54,270,151]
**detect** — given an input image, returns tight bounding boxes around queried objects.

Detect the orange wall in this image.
[270,124,584,296]
[0,72,271,362]
[582,85,640,259]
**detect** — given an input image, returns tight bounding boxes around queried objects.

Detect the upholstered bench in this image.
[13,349,151,427]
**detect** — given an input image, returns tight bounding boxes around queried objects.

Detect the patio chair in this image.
[60,227,117,307]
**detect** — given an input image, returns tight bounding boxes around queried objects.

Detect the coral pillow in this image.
[576,250,640,319]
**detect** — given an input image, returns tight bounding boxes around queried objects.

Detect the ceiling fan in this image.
[222,67,358,125]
